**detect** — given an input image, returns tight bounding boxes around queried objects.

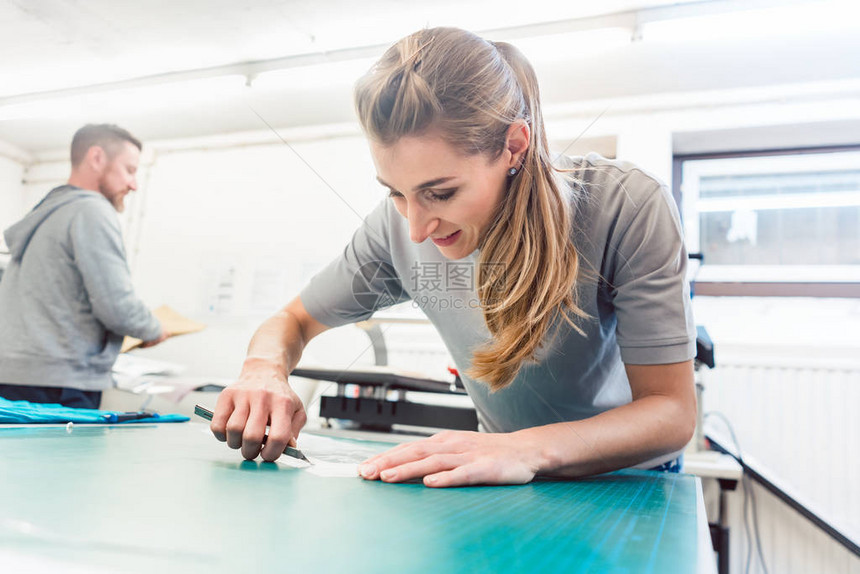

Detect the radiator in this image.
[702,356,860,574]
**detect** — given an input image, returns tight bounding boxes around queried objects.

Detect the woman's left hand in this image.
[357,430,543,487]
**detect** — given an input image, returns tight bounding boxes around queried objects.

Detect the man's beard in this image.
[99,183,126,212]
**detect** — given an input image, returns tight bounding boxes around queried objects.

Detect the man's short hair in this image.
[70,124,142,167]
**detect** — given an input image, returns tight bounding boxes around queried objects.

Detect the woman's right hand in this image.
[207,297,327,462]
[210,358,308,462]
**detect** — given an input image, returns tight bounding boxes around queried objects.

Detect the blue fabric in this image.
[0,397,189,424]
[648,454,683,473]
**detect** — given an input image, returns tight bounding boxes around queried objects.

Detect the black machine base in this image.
[320,396,478,432]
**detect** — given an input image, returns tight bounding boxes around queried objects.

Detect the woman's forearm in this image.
[241,309,309,377]
[516,393,696,478]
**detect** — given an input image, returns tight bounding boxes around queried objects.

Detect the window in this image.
[679,149,860,296]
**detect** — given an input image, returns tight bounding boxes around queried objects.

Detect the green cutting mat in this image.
[0,423,699,573]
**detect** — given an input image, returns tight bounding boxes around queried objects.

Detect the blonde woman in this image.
[210,27,697,486]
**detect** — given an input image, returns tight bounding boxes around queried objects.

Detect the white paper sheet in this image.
[275,432,386,478]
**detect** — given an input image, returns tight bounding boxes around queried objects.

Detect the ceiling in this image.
[0,0,858,155]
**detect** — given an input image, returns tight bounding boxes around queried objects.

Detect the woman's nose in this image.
[407,203,440,243]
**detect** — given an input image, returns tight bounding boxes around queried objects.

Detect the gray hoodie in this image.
[0,185,161,390]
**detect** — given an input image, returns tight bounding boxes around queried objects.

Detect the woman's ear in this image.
[505,120,530,169]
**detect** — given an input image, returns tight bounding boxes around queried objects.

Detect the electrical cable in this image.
[705,411,770,574]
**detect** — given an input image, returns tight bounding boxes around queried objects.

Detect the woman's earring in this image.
[508,167,518,176]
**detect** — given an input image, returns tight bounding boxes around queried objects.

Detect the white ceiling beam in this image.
[0,0,814,107]
[0,139,34,165]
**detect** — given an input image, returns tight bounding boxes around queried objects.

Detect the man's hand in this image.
[357,430,544,488]
[140,329,170,348]
[209,360,307,462]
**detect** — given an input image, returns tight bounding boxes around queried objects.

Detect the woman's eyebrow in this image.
[376,176,456,192]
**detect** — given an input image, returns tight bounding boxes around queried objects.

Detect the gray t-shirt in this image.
[301,153,695,467]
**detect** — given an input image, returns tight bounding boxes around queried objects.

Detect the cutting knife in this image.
[193,404,310,463]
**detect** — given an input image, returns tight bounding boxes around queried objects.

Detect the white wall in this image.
[117,133,386,379]
[130,135,380,316]
[0,150,26,251]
